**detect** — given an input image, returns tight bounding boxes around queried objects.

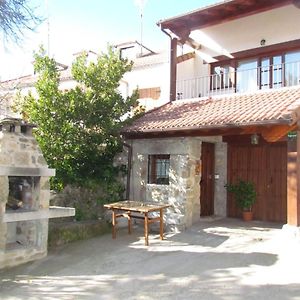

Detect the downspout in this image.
[122,141,132,200]
[158,24,178,102]
[160,27,172,39]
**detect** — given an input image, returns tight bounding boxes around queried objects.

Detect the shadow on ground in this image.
[0,218,299,300]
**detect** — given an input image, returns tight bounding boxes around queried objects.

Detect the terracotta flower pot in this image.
[242,211,253,221]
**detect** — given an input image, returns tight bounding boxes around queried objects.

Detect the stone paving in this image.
[0,218,300,300]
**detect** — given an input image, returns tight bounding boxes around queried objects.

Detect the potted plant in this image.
[225,179,256,221]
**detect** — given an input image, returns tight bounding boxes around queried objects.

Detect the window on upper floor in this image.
[285,50,300,86]
[211,49,300,93]
[148,154,170,185]
[211,65,235,90]
[236,58,258,93]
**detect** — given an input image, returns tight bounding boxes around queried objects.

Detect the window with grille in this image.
[148,155,170,185]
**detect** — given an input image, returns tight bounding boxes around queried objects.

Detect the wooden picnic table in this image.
[104,200,170,246]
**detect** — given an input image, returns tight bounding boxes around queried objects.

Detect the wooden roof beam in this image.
[293,0,300,8]
[240,0,257,5]
[160,0,293,33]
[176,52,195,64]
[222,4,240,12]
[261,124,297,142]
[175,27,190,44]
[184,37,202,50]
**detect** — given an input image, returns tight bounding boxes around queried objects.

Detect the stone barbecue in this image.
[0,118,75,269]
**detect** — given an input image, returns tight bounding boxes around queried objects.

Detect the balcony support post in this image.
[170,38,177,101]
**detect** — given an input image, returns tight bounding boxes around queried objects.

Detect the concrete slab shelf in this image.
[5,242,31,251]
[2,206,75,223]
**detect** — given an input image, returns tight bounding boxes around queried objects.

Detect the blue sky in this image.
[0,0,218,80]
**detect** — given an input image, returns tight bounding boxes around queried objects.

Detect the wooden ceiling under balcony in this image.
[159,0,300,41]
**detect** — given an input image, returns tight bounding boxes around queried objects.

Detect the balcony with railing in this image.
[176,60,300,100]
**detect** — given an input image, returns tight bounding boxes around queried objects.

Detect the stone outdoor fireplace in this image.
[0,118,74,269]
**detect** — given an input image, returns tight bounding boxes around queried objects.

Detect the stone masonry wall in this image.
[128,136,227,231]
[0,125,51,269]
[214,141,228,216]
[0,126,47,169]
[130,138,191,231]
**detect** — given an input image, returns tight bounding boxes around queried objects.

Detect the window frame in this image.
[211,63,235,91]
[138,87,161,100]
[210,44,300,92]
[148,154,170,185]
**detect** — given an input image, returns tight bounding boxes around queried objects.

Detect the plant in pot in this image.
[225,179,256,221]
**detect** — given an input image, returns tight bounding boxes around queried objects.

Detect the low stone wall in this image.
[48,220,111,248]
[50,185,106,222]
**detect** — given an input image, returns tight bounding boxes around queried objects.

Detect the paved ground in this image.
[1,218,300,300]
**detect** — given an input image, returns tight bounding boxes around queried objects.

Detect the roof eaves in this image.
[122,118,292,135]
[158,0,233,27]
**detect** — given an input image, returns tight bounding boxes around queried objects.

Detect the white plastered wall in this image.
[176,53,210,99]
[121,62,170,110]
[200,5,300,57]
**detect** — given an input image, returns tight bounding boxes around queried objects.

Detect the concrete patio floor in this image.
[1,218,300,300]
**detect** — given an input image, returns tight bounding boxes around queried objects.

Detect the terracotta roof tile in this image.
[122,86,300,134]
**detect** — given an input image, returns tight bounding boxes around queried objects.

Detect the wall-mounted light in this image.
[260,39,266,46]
[251,133,259,145]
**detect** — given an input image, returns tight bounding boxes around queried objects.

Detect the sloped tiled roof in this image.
[0,68,73,91]
[122,86,300,134]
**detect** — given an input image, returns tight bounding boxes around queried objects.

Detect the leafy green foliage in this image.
[225,180,256,211]
[18,46,140,192]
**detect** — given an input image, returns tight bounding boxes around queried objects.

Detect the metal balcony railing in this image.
[176,60,300,100]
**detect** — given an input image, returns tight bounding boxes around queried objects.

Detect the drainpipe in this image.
[122,141,132,200]
[158,25,178,102]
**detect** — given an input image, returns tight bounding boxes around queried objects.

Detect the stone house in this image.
[121,0,300,235]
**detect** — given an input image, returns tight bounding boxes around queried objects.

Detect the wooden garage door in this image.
[227,142,287,222]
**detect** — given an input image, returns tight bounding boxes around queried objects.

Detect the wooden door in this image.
[227,142,287,222]
[200,142,215,216]
[266,144,287,222]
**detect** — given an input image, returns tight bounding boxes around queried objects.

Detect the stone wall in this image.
[127,136,227,231]
[0,125,47,169]
[0,123,52,269]
[214,141,228,216]
[48,220,110,248]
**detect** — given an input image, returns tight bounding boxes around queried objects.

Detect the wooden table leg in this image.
[144,212,149,246]
[112,209,117,239]
[159,208,164,240]
[128,212,132,234]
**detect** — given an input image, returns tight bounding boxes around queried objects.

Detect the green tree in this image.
[19,46,139,192]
